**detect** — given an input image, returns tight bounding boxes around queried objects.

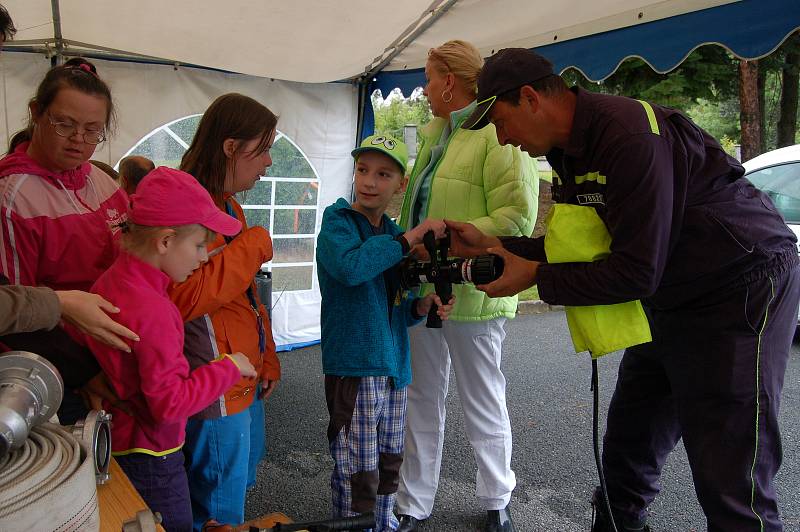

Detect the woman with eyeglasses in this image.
[0,57,131,422]
[394,40,539,532]
[0,57,126,289]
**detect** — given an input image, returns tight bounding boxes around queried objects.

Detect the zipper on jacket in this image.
[223,199,267,366]
[406,120,465,226]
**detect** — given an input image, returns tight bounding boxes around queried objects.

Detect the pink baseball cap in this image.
[129,166,242,236]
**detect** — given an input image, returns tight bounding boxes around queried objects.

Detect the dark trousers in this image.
[601,255,800,532]
[116,451,193,532]
[57,389,90,425]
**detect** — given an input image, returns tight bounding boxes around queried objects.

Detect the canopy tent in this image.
[0,52,356,350]
[376,0,800,87]
[1,0,799,349]
[367,0,800,133]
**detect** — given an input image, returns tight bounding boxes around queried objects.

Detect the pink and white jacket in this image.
[0,142,128,290]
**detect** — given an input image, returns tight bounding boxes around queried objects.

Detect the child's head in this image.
[351,134,408,217]
[180,93,278,201]
[124,167,242,282]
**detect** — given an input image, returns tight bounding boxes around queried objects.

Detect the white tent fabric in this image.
[7,0,734,83]
[0,0,795,350]
[7,0,435,82]
[0,52,357,349]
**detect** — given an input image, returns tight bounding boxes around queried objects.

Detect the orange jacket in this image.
[169,198,280,418]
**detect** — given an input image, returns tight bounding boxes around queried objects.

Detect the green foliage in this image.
[563,47,738,109]
[128,130,186,168]
[685,97,740,143]
[760,68,787,150]
[267,137,315,178]
[564,42,800,154]
[518,285,539,302]
[239,137,319,211]
[719,135,740,158]
[372,89,433,138]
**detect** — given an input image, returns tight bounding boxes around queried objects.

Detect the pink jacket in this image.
[0,142,128,290]
[86,252,241,455]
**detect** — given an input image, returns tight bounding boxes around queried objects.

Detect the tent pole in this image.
[355,80,368,145]
[352,79,369,202]
[50,0,63,66]
[355,0,458,150]
[363,0,460,80]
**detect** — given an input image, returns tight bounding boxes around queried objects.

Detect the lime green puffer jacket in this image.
[398,116,539,321]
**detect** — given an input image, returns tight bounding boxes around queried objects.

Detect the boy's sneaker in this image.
[591,488,651,532]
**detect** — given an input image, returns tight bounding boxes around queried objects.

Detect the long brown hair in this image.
[180,93,278,201]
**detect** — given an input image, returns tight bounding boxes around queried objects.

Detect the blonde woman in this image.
[395,40,538,532]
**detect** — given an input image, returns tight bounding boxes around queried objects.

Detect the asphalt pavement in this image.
[246,311,800,531]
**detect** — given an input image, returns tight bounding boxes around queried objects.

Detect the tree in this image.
[564,42,800,159]
[372,89,432,139]
[777,32,800,147]
[739,59,762,161]
[563,46,738,107]
[375,40,800,161]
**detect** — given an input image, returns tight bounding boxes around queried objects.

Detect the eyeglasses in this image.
[46,114,106,145]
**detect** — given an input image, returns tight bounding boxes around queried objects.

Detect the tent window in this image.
[119,116,320,293]
[273,209,316,235]
[272,265,314,292]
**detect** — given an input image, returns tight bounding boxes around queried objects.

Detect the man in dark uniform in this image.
[450,48,800,532]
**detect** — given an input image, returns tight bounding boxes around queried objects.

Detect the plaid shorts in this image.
[326,375,407,532]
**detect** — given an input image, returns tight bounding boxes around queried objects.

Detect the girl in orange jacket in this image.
[169,93,280,530]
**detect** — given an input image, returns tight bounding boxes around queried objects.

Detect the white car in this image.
[743,144,800,323]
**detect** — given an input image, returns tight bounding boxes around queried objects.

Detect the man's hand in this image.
[57,290,139,352]
[79,372,132,415]
[476,247,539,297]
[445,220,501,258]
[405,219,447,247]
[260,379,279,400]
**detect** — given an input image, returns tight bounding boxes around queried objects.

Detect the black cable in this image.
[270,512,376,531]
[592,358,618,532]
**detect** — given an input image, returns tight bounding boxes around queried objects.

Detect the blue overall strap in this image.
[224,200,266,354]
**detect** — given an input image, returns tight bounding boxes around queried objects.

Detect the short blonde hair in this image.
[121,223,215,255]
[428,40,484,95]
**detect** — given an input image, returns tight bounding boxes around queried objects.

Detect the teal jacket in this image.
[398,114,539,321]
[316,198,422,388]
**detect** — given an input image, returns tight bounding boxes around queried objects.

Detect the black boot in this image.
[591,488,650,532]
[396,514,423,532]
[485,504,515,532]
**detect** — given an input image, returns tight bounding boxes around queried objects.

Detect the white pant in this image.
[396,318,515,519]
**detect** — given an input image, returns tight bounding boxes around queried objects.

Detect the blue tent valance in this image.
[365,0,800,138]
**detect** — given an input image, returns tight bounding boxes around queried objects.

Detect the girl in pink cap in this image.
[83,166,258,532]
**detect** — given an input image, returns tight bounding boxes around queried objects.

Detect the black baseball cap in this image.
[462,48,555,130]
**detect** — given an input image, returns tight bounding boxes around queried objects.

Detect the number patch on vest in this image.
[576,193,605,206]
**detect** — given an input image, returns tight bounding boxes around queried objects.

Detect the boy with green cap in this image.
[317,134,454,531]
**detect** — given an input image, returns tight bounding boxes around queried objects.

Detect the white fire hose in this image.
[0,422,100,530]
[0,352,112,531]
